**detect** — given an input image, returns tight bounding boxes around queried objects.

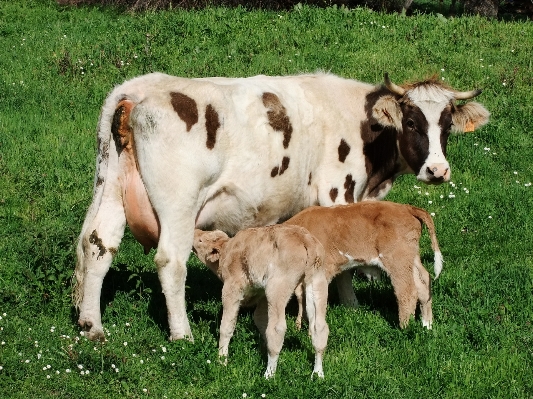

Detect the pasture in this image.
[0,0,532,397]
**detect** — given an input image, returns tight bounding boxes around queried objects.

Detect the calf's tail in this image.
[410,206,443,279]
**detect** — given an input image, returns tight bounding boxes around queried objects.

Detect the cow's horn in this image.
[454,88,482,100]
[384,73,405,96]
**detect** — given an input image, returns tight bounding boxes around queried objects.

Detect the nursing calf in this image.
[192,226,329,379]
[284,201,443,329]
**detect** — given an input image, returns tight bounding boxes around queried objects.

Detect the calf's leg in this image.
[413,258,433,329]
[218,282,243,363]
[263,280,294,379]
[305,272,329,379]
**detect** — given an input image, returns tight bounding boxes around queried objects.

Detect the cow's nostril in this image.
[427,167,435,176]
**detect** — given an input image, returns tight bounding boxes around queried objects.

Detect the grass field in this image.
[1,0,533,397]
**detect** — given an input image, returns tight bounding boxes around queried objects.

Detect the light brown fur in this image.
[192,225,329,378]
[284,201,443,329]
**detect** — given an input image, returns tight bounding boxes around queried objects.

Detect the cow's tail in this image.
[72,84,138,309]
[410,206,443,279]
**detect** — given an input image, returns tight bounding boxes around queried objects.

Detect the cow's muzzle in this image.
[425,164,450,183]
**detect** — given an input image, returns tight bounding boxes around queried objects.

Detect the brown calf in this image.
[284,201,443,329]
[192,226,329,378]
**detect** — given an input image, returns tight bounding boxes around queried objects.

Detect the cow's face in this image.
[372,75,490,184]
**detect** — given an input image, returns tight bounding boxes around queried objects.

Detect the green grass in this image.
[1,0,533,397]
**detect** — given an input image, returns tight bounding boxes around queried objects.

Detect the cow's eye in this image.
[406,119,415,129]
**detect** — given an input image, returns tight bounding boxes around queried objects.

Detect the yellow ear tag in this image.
[464,120,475,132]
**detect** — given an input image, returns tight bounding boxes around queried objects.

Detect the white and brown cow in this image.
[73,72,489,341]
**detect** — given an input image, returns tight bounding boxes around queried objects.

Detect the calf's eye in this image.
[406,119,415,129]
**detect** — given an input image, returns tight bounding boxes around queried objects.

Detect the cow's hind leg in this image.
[75,196,126,341]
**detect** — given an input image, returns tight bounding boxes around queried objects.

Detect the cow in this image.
[284,201,443,329]
[73,71,489,341]
[192,226,328,378]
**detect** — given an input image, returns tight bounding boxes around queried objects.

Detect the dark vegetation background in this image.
[56,0,533,18]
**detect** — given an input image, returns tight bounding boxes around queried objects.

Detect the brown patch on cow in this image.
[329,188,338,203]
[111,100,135,154]
[170,92,198,132]
[262,92,293,149]
[338,139,351,163]
[96,176,104,187]
[308,172,312,185]
[271,166,279,177]
[344,174,355,203]
[361,87,402,198]
[279,156,290,175]
[89,230,106,259]
[100,139,110,161]
[108,247,118,256]
[205,104,220,149]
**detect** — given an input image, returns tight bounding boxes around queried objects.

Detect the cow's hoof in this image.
[169,332,194,342]
[79,319,105,342]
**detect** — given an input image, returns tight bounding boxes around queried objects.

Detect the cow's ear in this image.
[371,95,403,129]
[452,102,490,133]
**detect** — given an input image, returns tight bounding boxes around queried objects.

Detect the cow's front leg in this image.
[155,227,195,341]
[75,197,126,341]
[334,270,359,308]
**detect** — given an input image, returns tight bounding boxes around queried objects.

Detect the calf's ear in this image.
[371,95,403,129]
[452,102,490,133]
[207,247,221,263]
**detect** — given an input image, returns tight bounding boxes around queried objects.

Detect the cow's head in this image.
[372,74,490,184]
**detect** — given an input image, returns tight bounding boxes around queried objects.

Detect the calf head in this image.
[192,229,230,275]
[371,74,490,184]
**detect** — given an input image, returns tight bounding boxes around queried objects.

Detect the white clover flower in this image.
[0,366,3,371]
[66,369,71,373]
[143,389,148,393]
[85,370,90,375]
[37,354,41,359]
[123,342,128,346]
[125,322,130,327]
[1,342,4,345]
[140,360,144,364]
[488,216,492,219]
[262,395,266,398]
[47,375,51,379]
[115,368,119,373]
[484,147,490,151]
[207,360,211,364]
[2,313,5,317]
[161,356,165,360]
[56,370,60,374]
[514,171,518,175]
[111,364,116,369]
[25,360,30,363]
[78,364,83,370]
[428,200,433,204]
[80,370,85,375]
[431,212,436,217]
[525,183,532,187]
[243,394,247,398]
